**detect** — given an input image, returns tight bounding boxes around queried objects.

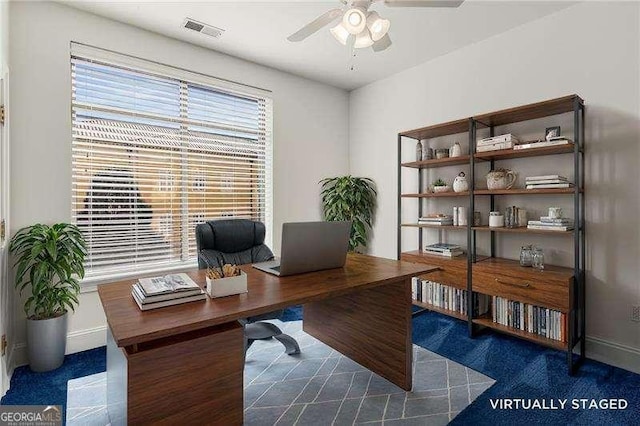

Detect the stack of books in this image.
[514,136,572,151]
[418,214,454,226]
[423,243,464,258]
[527,217,574,231]
[525,175,574,189]
[492,296,566,342]
[132,273,206,311]
[476,134,519,152]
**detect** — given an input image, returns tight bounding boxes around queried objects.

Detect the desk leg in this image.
[107,321,244,425]
[303,277,413,390]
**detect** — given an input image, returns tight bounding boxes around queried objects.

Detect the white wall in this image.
[350,2,640,372]
[0,0,12,397]
[8,1,349,364]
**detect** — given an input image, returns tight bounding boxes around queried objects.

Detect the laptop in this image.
[252,221,351,277]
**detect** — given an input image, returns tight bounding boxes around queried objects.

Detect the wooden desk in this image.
[99,254,436,425]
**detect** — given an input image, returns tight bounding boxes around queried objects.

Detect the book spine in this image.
[526,183,571,189]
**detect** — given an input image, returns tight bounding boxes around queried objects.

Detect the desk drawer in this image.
[419,268,467,291]
[472,271,569,312]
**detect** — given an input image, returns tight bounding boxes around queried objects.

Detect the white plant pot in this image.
[433,185,450,193]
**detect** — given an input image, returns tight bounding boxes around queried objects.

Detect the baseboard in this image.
[9,326,108,369]
[8,342,27,369]
[586,335,640,374]
[66,325,107,355]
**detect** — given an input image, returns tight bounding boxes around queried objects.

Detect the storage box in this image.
[206,271,248,298]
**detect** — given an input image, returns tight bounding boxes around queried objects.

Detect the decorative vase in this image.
[450,142,462,158]
[452,172,469,193]
[421,140,432,160]
[27,312,68,372]
[435,149,449,159]
[416,141,423,161]
[486,169,517,190]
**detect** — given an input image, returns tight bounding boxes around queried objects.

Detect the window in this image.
[71,44,273,279]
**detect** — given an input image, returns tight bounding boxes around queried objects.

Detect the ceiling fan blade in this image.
[287,8,343,42]
[372,34,392,52]
[384,0,464,7]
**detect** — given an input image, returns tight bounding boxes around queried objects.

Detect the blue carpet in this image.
[2,306,638,425]
[0,347,106,424]
[412,310,640,425]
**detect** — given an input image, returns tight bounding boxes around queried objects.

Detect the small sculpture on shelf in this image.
[452,172,469,193]
[449,142,462,158]
[486,168,517,190]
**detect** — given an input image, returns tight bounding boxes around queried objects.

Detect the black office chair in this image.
[195,219,300,355]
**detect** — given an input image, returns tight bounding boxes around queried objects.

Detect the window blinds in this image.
[71,45,273,278]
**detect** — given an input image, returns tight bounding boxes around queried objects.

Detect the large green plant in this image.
[9,223,87,320]
[320,176,377,252]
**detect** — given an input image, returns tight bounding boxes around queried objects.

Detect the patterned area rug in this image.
[67,320,494,425]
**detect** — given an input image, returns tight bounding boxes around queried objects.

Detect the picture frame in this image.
[545,126,561,141]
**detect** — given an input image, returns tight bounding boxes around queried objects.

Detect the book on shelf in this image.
[525,175,567,182]
[131,288,206,311]
[477,133,520,146]
[528,220,573,225]
[526,183,573,189]
[524,179,567,184]
[412,279,489,317]
[513,139,570,150]
[418,215,454,224]
[424,243,461,252]
[527,224,574,231]
[539,217,573,224]
[423,249,465,258]
[492,296,566,342]
[476,141,513,152]
[137,273,200,297]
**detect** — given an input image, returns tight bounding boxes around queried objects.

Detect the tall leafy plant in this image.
[9,223,87,320]
[320,176,376,252]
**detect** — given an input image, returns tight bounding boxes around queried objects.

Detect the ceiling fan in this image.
[287,0,465,52]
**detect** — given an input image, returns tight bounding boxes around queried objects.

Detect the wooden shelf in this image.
[402,224,466,230]
[473,94,583,128]
[400,118,469,140]
[471,226,573,235]
[402,155,470,169]
[401,250,469,267]
[474,188,577,195]
[474,143,575,161]
[413,301,468,321]
[473,317,567,350]
[401,191,470,198]
[472,256,575,281]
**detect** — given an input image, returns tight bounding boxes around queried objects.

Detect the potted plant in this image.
[9,223,87,372]
[432,178,450,193]
[320,176,376,252]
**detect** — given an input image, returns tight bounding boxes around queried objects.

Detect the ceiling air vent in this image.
[183,18,225,38]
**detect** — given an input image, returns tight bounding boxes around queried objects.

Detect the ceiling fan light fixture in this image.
[366,11,391,42]
[354,29,374,49]
[342,8,367,35]
[330,23,350,45]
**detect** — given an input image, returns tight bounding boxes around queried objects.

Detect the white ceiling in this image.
[60,1,574,90]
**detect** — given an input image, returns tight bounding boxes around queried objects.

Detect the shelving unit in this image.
[397,94,586,374]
